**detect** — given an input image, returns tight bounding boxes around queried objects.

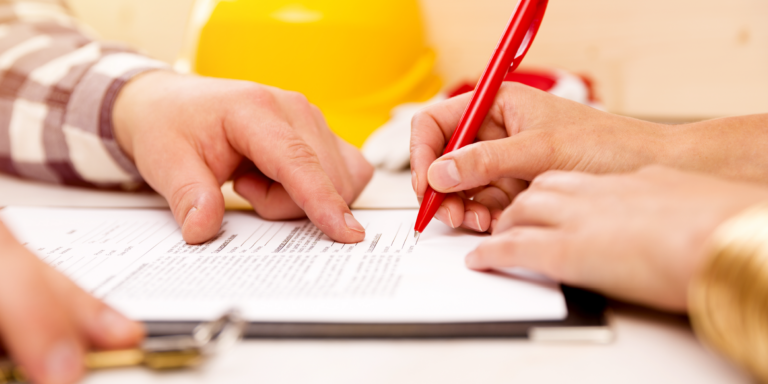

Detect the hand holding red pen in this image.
[411,0,549,235]
[410,83,667,233]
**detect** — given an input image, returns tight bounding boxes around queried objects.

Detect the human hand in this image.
[410,83,670,234]
[465,166,768,312]
[0,223,144,384]
[113,71,374,245]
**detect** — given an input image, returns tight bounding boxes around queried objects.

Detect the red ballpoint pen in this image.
[414,0,549,237]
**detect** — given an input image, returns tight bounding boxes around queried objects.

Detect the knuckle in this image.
[410,109,442,145]
[500,82,532,105]
[274,139,321,181]
[508,191,538,220]
[284,140,319,164]
[496,206,515,226]
[309,104,326,123]
[240,85,279,113]
[510,189,535,210]
[286,90,310,106]
[529,170,562,189]
[238,83,269,101]
[410,109,429,131]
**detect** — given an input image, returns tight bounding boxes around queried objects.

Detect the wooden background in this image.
[67,0,768,119]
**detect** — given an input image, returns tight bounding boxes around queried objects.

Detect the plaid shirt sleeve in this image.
[0,0,169,189]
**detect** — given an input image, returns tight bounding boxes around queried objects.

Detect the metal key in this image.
[1,310,245,383]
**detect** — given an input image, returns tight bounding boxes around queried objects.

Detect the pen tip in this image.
[414,231,420,238]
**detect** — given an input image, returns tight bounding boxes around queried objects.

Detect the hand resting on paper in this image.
[113,71,374,245]
[466,166,768,311]
[410,82,768,234]
[0,222,145,384]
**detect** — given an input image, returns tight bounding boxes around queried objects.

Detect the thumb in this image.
[427,133,553,192]
[145,148,225,245]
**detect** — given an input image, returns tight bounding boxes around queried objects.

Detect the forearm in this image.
[662,114,768,183]
[0,0,167,189]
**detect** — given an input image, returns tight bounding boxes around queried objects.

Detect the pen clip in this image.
[510,0,549,72]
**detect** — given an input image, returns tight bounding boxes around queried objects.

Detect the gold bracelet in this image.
[689,202,768,383]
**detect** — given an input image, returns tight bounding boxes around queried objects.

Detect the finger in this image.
[427,130,561,192]
[410,140,439,200]
[472,178,529,211]
[410,93,473,197]
[233,172,306,220]
[276,91,372,205]
[466,227,563,279]
[434,193,465,229]
[496,190,573,233]
[300,102,357,202]
[334,136,374,202]
[459,199,492,233]
[489,209,504,234]
[43,266,144,350]
[0,241,84,384]
[227,110,365,243]
[462,186,487,199]
[138,145,226,245]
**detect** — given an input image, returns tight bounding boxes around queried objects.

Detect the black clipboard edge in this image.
[144,286,609,340]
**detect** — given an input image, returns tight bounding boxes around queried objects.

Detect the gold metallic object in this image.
[0,311,246,382]
[689,202,768,383]
[84,349,144,369]
[0,360,25,384]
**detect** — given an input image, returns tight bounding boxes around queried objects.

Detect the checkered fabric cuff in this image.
[0,0,169,189]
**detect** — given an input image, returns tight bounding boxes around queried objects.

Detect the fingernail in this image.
[100,307,140,341]
[344,213,365,233]
[436,206,456,229]
[429,160,461,190]
[46,341,81,384]
[411,170,418,193]
[183,207,198,229]
[462,211,482,232]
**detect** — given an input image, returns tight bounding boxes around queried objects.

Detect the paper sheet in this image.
[0,207,567,323]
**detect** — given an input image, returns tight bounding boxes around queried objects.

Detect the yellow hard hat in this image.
[178,0,442,147]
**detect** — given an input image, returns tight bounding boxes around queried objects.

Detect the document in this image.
[0,207,567,323]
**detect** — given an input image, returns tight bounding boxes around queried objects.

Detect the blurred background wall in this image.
[67,0,768,120]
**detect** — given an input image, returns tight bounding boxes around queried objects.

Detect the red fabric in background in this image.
[448,69,558,98]
[447,69,598,103]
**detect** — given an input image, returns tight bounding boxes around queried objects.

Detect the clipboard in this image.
[145,286,611,343]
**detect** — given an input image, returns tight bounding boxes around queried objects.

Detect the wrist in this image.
[606,115,671,172]
[689,201,768,382]
[112,70,180,161]
[661,116,768,182]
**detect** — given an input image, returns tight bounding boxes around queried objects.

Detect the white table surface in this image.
[0,172,752,384]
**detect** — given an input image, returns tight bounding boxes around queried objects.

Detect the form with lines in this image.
[1,207,567,324]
